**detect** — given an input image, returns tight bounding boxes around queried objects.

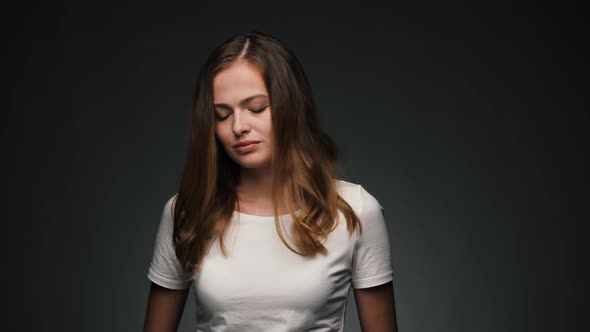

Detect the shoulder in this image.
[335,179,362,212]
[163,193,179,215]
[335,179,383,218]
[157,194,178,229]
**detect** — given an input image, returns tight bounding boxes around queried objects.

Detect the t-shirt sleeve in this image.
[351,185,394,289]
[146,195,192,290]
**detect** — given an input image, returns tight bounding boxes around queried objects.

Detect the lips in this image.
[235,142,259,154]
[233,140,261,148]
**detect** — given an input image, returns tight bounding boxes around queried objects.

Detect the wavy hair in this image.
[172,31,362,282]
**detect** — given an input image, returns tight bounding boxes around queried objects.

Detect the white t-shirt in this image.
[147,179,394,331]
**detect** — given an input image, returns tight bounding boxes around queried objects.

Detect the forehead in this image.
[213,61,268,104]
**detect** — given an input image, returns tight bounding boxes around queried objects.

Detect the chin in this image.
[233,155,271,169]
[237,161,271,169]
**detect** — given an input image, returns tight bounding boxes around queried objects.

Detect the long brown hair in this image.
[172,31,362,282]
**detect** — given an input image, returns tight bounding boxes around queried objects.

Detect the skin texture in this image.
[143,60,398,331]
[143,283,189,332]
[212,60,287,216]
[354,281,399,331]
[212,60,273,171]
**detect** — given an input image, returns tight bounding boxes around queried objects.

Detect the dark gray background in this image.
[6,1,587,331]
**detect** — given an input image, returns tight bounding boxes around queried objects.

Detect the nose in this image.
[232,110,250,136]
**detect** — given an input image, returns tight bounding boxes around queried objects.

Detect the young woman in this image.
[143,31,398,332]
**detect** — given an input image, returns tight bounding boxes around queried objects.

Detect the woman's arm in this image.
[143,282,190,332]
[354,280,398,332]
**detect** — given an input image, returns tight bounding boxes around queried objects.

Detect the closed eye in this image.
[250,106,267,113]
[214,106,267,121]
[214,114,230,121]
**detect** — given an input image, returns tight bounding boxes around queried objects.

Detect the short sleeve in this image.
[351,185,394,289]
[146,195,192,290]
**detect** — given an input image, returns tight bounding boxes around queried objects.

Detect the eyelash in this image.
[215,106,267,121]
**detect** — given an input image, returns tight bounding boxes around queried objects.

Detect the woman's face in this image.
[213,60,273,169]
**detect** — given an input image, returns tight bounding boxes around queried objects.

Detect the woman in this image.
[143,31,398,332]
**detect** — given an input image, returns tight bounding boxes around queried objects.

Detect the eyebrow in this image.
[213,94,268,110]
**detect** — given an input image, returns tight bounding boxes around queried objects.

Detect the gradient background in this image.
[6,1,587,331]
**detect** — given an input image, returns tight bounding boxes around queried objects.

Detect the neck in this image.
[237,166,274,202]
[235,166,300,214]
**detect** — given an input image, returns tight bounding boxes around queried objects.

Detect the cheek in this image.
[214,123,224,136]
[213,127,226,145]
[215,126,234,150]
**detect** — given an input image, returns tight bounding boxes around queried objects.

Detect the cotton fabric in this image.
[147,179,394,331]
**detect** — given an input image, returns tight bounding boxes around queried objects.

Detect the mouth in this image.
[234,142,260,153]
[233,140,261,148]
